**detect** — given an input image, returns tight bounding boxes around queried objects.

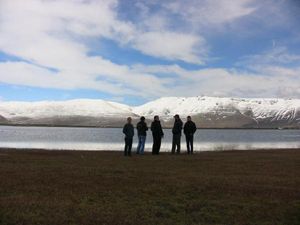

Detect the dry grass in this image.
[0,149,300,225]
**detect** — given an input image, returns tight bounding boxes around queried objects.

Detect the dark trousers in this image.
[152,136,162,155]
[124,137,133,156]
[185,134,194,154]
[171,134,181,154]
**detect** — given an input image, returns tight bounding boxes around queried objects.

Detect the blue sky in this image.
[0,0,300,105]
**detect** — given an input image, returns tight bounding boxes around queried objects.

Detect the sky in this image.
[0,0,300,105]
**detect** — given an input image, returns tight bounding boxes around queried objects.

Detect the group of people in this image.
[122,114,197,156]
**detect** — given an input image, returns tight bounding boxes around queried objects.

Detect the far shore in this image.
[1,123,299,129]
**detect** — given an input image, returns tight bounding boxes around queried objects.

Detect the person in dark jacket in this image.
[184,116,197,154]
[136,116,148,155]
[123,117,134,156]
[151,115,164,155]
[171,114,183,154]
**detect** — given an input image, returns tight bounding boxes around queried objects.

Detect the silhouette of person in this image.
[151,115,164,155]
[184,116,197,154]
[136,116,148,155]
[171,114,183,154]
[122,117,134,156]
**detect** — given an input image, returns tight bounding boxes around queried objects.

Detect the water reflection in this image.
[0,126,299,151]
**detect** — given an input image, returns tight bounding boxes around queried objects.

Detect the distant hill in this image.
[0,96,300,128]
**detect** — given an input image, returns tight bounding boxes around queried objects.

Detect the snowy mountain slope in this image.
[0,96,300,128]
[133,97,300,128]
[0,99,134,119]
[133,96,300,121]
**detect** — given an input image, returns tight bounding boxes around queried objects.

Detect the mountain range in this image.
[0,96,300,128]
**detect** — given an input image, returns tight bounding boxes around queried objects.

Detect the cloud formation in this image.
[0,0,299,102]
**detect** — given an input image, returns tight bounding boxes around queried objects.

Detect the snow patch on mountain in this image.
[0,96,300,128]
[133,96,300,120]
[0,99,133,119]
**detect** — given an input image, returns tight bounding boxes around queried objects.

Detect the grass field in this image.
[0,149,300,225]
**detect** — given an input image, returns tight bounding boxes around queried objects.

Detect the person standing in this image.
[151,115,164,155]
[184,116,197,154]
[123,117,134,156]
[171,114,183,154]
[136,116,148,155]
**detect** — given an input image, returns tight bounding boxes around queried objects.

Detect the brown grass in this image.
[0,149,300,225]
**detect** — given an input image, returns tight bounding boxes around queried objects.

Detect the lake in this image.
[0,126,299,151]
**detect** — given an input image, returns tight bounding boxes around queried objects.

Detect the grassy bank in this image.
[0,149,300,225]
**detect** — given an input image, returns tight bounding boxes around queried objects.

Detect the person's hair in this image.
[140,116,145,121]
[154,115,159,120]
[174,114,180,119]
[127,117,132,121]
[187,116,191,119]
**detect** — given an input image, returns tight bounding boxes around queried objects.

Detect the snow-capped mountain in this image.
[0,96,300,128]
[0,99,133,118]
[0,99,136,127]
[133,97,300,128]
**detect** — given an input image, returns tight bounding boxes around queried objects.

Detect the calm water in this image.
[0,126,300,151]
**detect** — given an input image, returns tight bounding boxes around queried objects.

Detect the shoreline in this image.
[1,124,300,129]
[1,147,299,153]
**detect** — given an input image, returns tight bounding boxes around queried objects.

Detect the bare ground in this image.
[0,149,300,225]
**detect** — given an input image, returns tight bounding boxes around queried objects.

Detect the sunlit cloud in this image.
[0,0,299,103]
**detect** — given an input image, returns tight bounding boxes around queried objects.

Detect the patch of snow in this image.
[0,99,133,118]
[133,96,300,121]
[1,96,300,123]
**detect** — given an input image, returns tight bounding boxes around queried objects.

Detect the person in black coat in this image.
[123,117,134,156]
[136,116,148,155]
[171,114,183,154]
[184,116,197,154]
[151,115,164,155]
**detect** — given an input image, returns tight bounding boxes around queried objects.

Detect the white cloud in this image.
[165,0,257,26]
[238,47,300,67]
[133,32,207,64]
[0,61,130,94]
[0,0,172,97]
[132,63,300,98]
[0,0,204,65]
[0,0,299,101]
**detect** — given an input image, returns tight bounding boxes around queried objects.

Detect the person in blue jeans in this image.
[136,116,148,154]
